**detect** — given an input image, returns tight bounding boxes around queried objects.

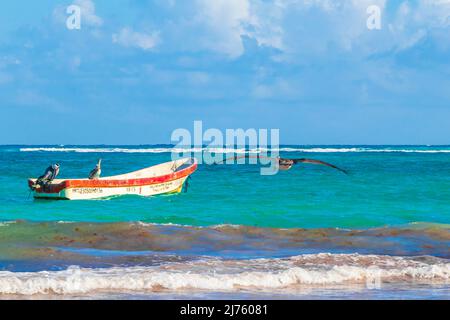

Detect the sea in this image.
[0,145,449,299]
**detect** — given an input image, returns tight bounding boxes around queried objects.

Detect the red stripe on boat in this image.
[29,161,197,194]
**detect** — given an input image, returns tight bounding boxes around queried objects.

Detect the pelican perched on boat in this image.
[88,159,102,180]
[30,163,60,190]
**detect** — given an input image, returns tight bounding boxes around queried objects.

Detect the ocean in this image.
[0,145,449,299]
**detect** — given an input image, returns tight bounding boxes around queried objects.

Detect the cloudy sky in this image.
[0,0,449,145]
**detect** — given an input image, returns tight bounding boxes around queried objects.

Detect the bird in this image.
[276,157,348,174]
[88,159,102,180]
[32,163,61,189]
[216,155,348,174]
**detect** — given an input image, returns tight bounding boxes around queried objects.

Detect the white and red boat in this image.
[28,158,197,200]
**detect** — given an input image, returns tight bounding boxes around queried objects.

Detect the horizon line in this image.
[3,144,450,147]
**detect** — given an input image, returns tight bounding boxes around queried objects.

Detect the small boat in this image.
[28,158,197,200]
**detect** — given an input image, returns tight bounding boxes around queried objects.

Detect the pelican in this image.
[88,159,102,180]
[275,156,348,173]
[31,163,60,190]
[216,155,348,174]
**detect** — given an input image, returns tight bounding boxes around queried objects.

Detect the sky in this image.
[0,0,449,145]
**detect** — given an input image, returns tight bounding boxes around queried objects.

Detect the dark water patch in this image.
[0,221,449,271]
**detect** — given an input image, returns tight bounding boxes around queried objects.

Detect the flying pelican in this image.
[88,159,102,180]
[216,155,348,174]
[276,157,348,173]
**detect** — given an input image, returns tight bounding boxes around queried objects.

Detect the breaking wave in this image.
[18,147,450,154]
[19,147,251,154]
[0,253,449,295]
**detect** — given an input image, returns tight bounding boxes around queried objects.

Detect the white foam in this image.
[0,254,449,295]
[275,147,450,153]
[19,147,186,153]
[18,147,254,154]
[135,221,195,228]
[19,147,450,154]
[0,221,16,227]
[135,221,242,229]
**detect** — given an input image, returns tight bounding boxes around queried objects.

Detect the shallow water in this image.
[0,145,449,299]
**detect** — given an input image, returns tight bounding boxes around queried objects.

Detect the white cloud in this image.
[419,0,450,26]
[112,27,160,50]
[385,0,450,53]
[241,0,450,59]
[0,56,21,68]
[195,0,252,57]
[74,0,103,27]
[110,0,450,59]
[259,0,387,56]
[185,0,389,58]
[53,0,103,28]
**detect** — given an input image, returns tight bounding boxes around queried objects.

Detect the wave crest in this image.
[19,147,450,154]
[1,254,449,295]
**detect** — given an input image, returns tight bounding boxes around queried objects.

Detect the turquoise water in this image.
[0,145,449,298]
[1,145,450,228]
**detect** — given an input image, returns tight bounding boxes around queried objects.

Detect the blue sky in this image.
[0,0,449,145]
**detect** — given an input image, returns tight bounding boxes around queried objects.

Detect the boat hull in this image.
[33,176,187,200]
[28,158,196,200]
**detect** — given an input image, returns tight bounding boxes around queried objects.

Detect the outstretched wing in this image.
[292,158,348,174]
[214,155,348,174]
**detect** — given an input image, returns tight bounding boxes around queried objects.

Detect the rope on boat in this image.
[184,176,191,193]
